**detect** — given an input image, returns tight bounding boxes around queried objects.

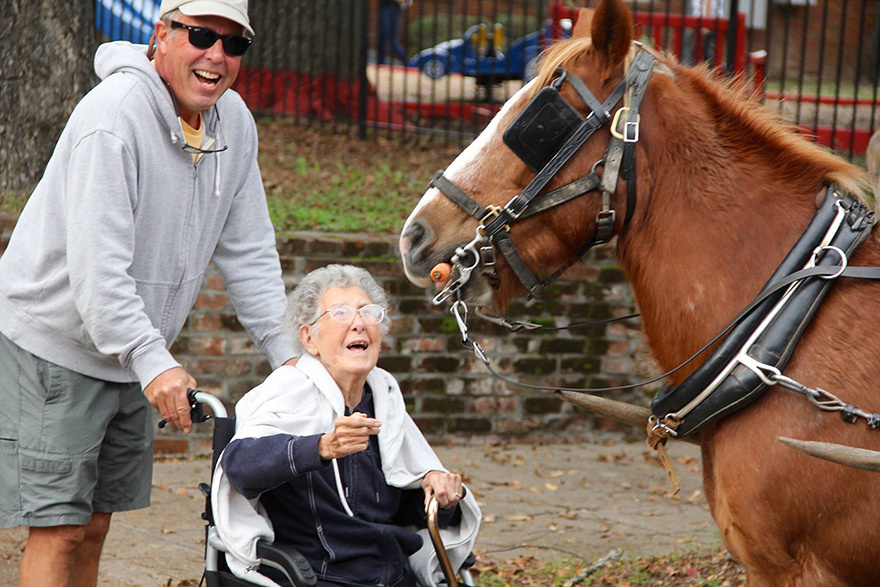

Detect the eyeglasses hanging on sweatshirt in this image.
[161,78,229,155]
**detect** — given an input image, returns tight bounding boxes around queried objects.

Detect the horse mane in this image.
[528,38,874,207]
[671,62,872,201]
[529,38,595,98]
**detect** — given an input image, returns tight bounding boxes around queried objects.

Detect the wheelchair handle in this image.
[158,389,228,428]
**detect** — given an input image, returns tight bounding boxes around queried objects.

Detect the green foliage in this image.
[0,192,28,215]
[475,556,588,587]
[476,574,508,587]
[474,544,746,586]
[264,158,427,234]
[437,317,462,334]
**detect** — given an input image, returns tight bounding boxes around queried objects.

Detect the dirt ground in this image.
[0,437,723,587]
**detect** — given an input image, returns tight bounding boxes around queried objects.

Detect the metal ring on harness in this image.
[811,245,848,280]
[431,229,485,305]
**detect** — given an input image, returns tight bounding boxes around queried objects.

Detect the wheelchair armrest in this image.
[256,540,317,587]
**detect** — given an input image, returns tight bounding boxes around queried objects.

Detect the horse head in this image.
[400,0,646,311]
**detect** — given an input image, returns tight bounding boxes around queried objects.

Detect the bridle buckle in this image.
[595,208,616,242]
[611,107,640,143]
[480,205,510,232]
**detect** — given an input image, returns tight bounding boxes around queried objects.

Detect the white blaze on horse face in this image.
[437,79,536,188]
[400,80,537,281]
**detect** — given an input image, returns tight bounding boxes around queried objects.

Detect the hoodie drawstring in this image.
[332,459,355,517]
[214,150,221,197]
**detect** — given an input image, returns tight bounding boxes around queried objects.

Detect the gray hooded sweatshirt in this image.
[0,41,294,388]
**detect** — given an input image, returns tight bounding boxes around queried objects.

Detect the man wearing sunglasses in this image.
[0,0,299,585]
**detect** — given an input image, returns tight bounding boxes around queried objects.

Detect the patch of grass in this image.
[472,546,747,586]
[473,554,588,587]
[0,192,28,215]
[257,119,460,234]
[265,160,428,233]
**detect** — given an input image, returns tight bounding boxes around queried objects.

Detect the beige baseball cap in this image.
[158,0,254,36]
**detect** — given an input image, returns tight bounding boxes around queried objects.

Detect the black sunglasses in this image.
[170,21,251,57]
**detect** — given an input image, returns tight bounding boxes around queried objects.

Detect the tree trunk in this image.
[0,0,100,194]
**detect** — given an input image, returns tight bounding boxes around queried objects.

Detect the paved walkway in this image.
[0,439,719,586]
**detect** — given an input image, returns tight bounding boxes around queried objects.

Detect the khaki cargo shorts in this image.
[0,332,153,527]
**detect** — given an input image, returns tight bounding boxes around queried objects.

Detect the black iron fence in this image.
[95,0,880,158]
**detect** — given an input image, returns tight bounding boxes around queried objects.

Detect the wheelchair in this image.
[177,390,476,587]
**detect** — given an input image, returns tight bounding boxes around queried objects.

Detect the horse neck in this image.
[614,69,844,375]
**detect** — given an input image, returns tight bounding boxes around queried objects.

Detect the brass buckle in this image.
[610,107,640,143]
[480,205,510,233]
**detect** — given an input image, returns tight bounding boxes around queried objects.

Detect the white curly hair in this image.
[284,264,391,356]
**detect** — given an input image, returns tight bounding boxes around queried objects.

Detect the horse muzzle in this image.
[400,217,490,298]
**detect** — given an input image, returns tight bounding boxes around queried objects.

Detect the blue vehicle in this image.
[95,0,161,43]
[409,19,571,85]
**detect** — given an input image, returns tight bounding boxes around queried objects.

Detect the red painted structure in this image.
[550,1,748,74]
[550,1,876,155]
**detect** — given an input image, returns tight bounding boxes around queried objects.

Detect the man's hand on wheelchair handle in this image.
[144,366,197,433]
[422,470,463,511]
[318,412,382,460]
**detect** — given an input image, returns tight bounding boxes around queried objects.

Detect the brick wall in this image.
[0,215,656,455]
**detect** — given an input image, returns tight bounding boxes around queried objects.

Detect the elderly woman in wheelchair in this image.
[212,264,481,587]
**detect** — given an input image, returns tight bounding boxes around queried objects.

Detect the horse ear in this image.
[590,0,634,70]
[572,9,595,38]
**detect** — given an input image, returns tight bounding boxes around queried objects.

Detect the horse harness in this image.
[430,48,656,305]
[425,44,880,484]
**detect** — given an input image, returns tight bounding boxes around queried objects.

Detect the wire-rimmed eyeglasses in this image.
[311,304,386,326]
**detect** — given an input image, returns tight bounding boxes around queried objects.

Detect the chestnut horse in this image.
[399,0,880,585]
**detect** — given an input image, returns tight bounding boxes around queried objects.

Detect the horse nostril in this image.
[401,221,429,260]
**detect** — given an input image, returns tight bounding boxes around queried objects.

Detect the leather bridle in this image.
[430,47,656,305]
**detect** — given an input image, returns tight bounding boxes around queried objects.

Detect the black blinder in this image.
[502,86,583,173]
